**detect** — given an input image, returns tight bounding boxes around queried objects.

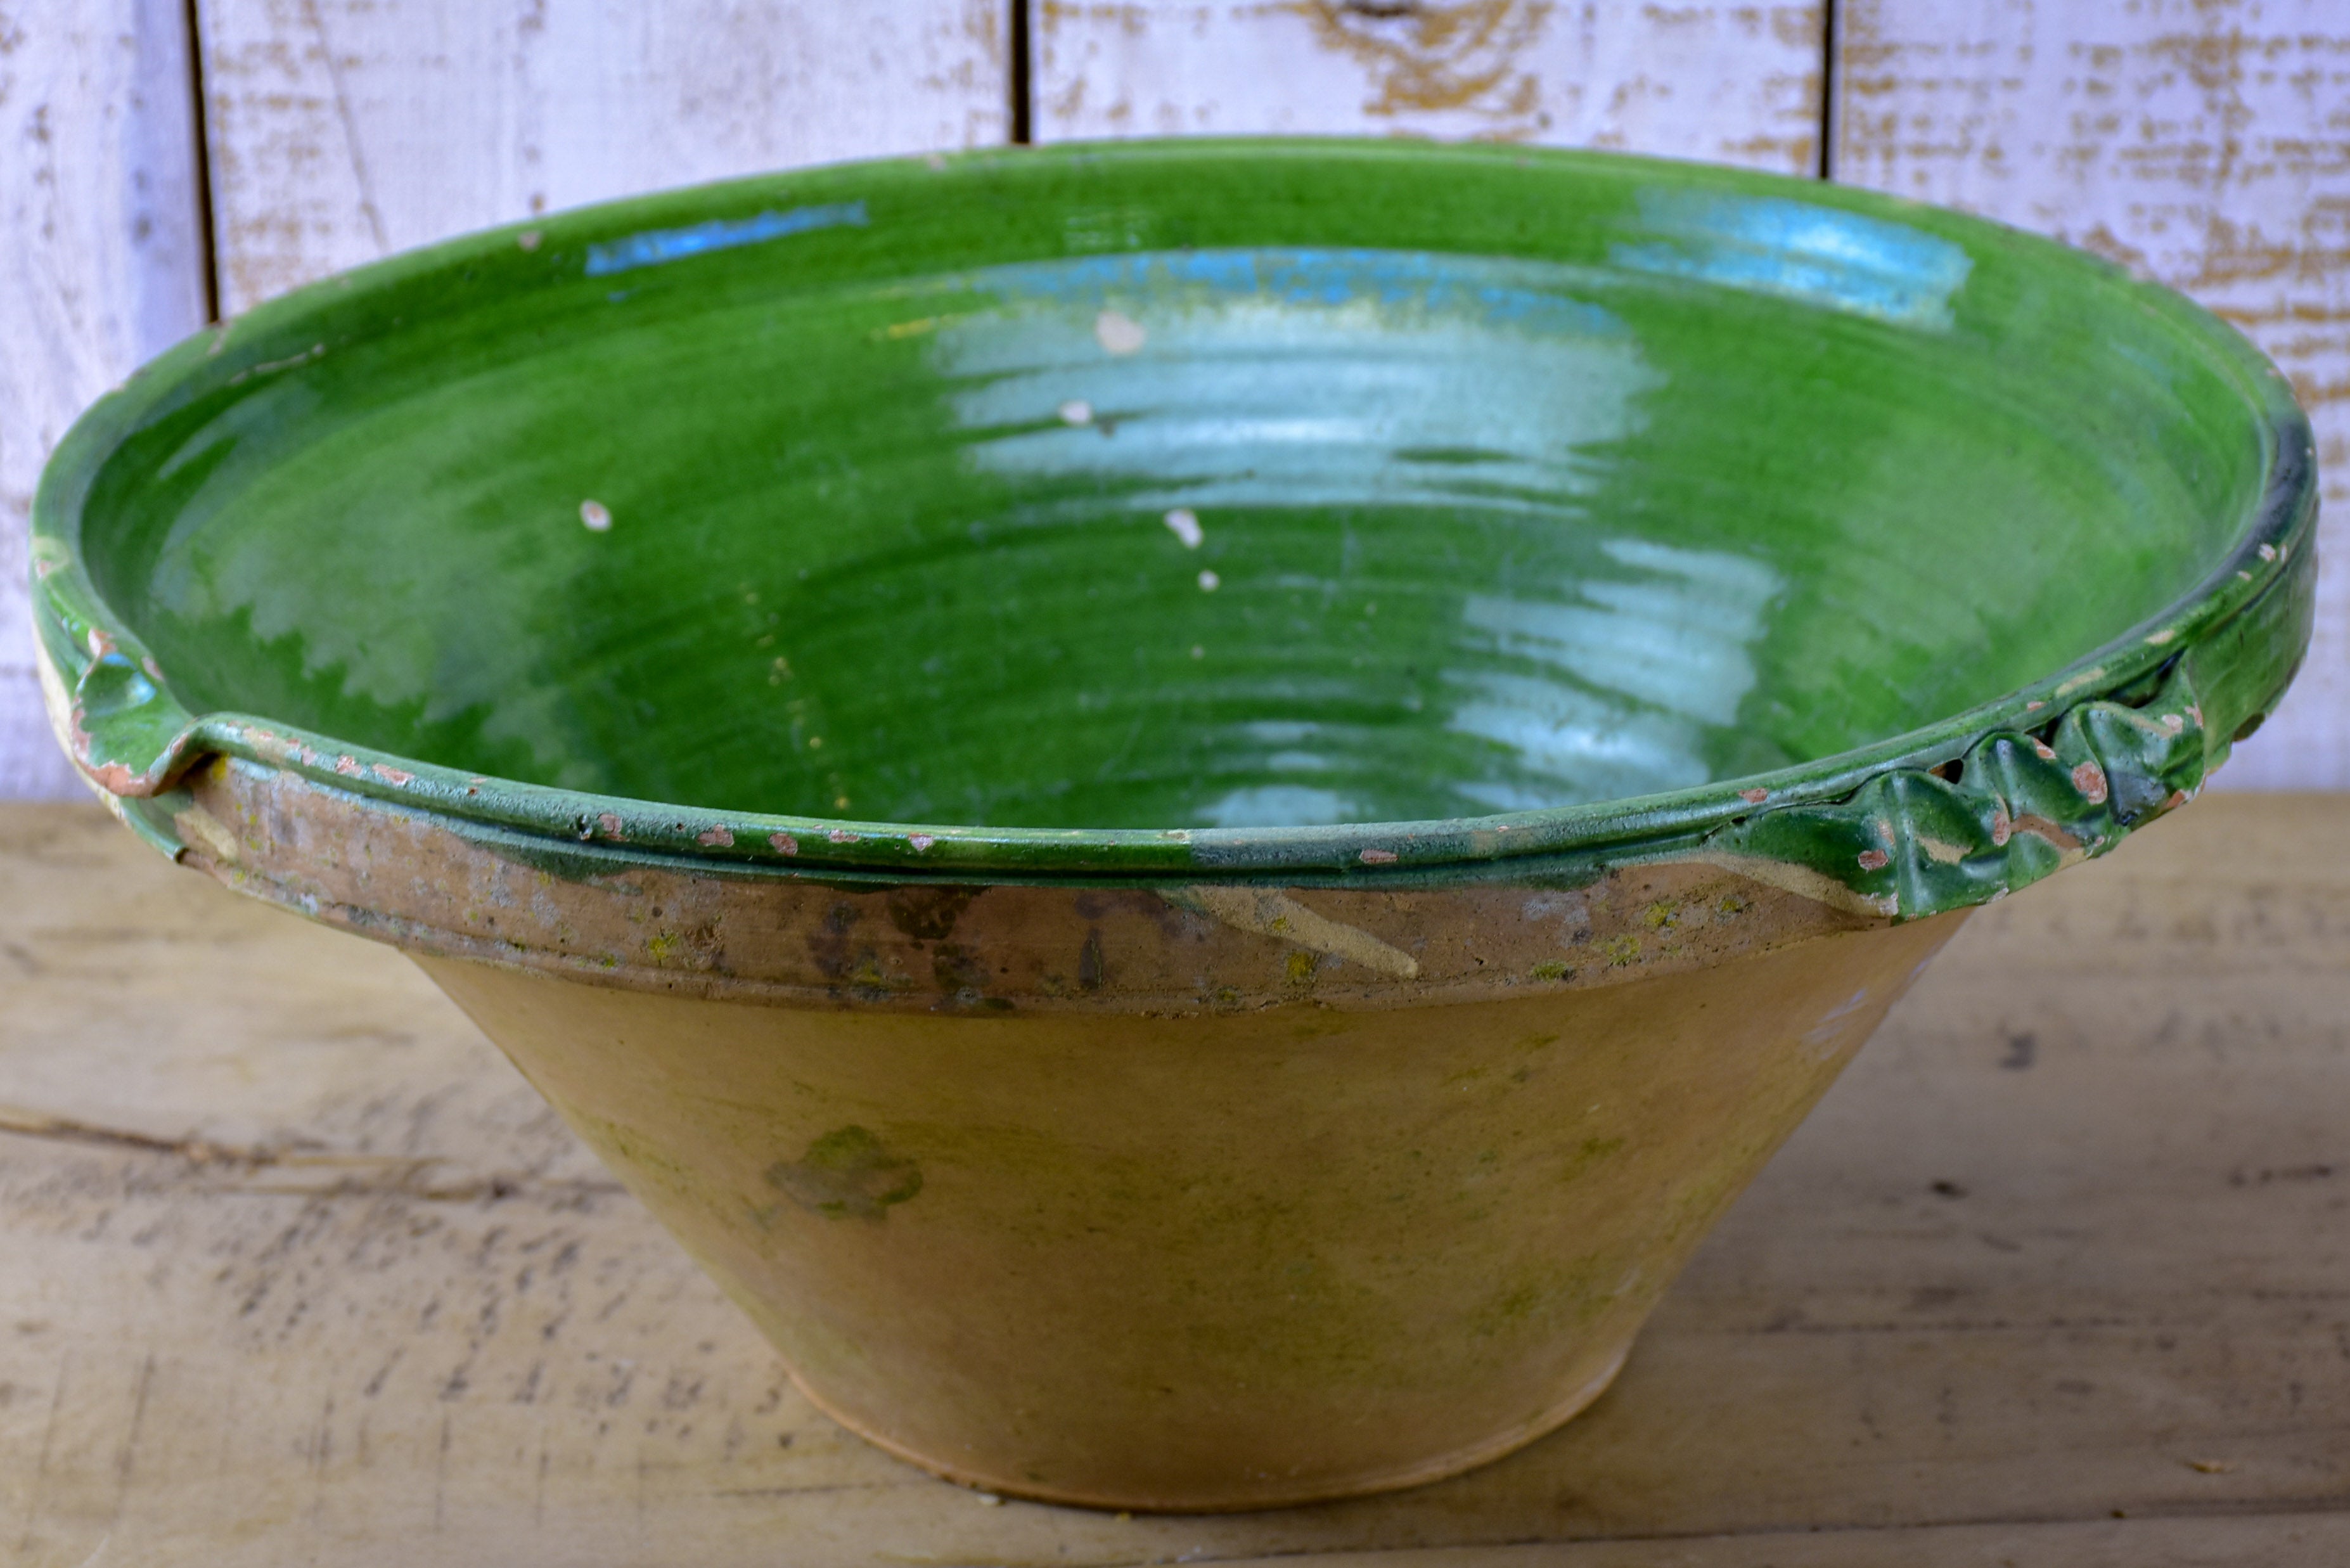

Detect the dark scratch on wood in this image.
[0,1107,622,1202]
[17,1351,65,1552]
[432,1409,450,1530]
[308,1389,334,1528]
[110,1352,156,1527]
[707,1480,929,1499]
[297,0,387,254]
[0,1105,275,1167]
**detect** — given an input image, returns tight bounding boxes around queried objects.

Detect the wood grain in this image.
[3,794,2347,1562]
[193,0,1010,311]
[0,1,207,800]
[1832,0,2350,792]
[1034,1,1827,176]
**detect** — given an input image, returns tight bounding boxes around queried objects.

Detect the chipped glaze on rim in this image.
[30,139,2319,919]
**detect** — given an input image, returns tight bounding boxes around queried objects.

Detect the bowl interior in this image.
[80,147,2270,831]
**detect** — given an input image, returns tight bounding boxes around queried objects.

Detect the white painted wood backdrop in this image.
[5,1,2342,795]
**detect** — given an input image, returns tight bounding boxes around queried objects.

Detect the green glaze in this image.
[32,140,2315,912]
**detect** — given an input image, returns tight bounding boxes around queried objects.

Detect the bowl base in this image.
[787,1339,1636,1515]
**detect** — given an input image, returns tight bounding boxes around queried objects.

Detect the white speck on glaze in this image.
[1190,645,1205,659]
[1094,309,1147,355]
[1164,508,1203,548]
[518,229,542,251]
[581,499,612,532]
[1058,399,1093,425]
[1197,569,1220,592]
[909,833,935,852]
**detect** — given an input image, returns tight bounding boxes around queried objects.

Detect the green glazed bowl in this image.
[32,140,2316,1511]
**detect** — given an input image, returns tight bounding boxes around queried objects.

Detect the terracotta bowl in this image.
[32,141,2314,1512]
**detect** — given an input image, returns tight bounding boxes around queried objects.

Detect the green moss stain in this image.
[1468,1252,1612,1339]
[1562,1135,1625,1184]
[767,1125,923,1222]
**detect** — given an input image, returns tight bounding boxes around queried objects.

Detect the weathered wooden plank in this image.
[1208,1513,2350,1567]
[1833,0,2350,790]
[195,0,1010,312]
[1034,1,1827,176]
[2,794,2347,1562]
[0,2,209,800]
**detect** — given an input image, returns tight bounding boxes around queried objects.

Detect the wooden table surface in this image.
[2,796,2347,1566]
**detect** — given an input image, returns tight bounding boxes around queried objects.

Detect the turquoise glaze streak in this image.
[30,140,2316,904]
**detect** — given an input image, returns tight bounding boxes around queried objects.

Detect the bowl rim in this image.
[30,137,2318,911]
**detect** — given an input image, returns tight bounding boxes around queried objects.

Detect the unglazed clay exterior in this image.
[419,927,1957,1509]
[29,141,2317,1508]
[166,753,1958,1509]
